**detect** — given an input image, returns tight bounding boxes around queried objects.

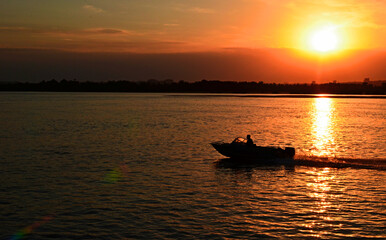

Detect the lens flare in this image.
[10,215,54,240]
[103,164,129,184]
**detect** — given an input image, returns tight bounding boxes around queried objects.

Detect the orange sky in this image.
[0,0,385,82]
[1,0,385,52]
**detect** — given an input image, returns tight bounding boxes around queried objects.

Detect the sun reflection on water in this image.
[311,97,336,157]
[303,167,340,238]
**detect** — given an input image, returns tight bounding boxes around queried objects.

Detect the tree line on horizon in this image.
[0,79,385,94]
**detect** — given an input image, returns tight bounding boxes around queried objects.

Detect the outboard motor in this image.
[284,147,296,158]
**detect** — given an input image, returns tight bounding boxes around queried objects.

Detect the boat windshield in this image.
[232,137,247,144]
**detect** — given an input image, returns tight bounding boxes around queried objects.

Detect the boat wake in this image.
[214,155,386,171]
[294,155,386,170]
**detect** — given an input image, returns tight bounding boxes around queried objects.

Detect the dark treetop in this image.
[0,79,385,95]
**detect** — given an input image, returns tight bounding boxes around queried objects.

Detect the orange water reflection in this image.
[310,98,336,157]
[303,167,344,238]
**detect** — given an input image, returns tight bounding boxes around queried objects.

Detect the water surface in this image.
[0,92,385,239]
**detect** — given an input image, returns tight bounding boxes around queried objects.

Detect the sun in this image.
[309,26,339,53]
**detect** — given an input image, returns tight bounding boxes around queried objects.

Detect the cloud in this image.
[0,26,136,36]
[83,4,104,13]
[188,7,215,14]
[163,24,180,27]
[82,28,129,35]
[283,0,385,29]
[0,25,192,52]
[173,5,215,14]
[0,27,42,33]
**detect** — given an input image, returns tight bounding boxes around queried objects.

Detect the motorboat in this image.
[211,137,295,160]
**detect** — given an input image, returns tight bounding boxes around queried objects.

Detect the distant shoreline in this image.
[1,79,385,95]
[1,92,385,99]
[167,94,386,99]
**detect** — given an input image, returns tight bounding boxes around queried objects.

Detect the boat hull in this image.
[211,142,295,160]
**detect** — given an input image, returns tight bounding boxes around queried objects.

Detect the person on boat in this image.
[246,135,254,146]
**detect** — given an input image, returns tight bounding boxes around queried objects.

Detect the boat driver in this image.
[246,135,254,146]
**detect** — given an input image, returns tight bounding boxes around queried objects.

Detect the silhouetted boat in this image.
[211,137,295,160]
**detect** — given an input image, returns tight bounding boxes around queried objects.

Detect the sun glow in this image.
[309,26,339,53]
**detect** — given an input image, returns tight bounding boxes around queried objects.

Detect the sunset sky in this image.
[0,0,385,83]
